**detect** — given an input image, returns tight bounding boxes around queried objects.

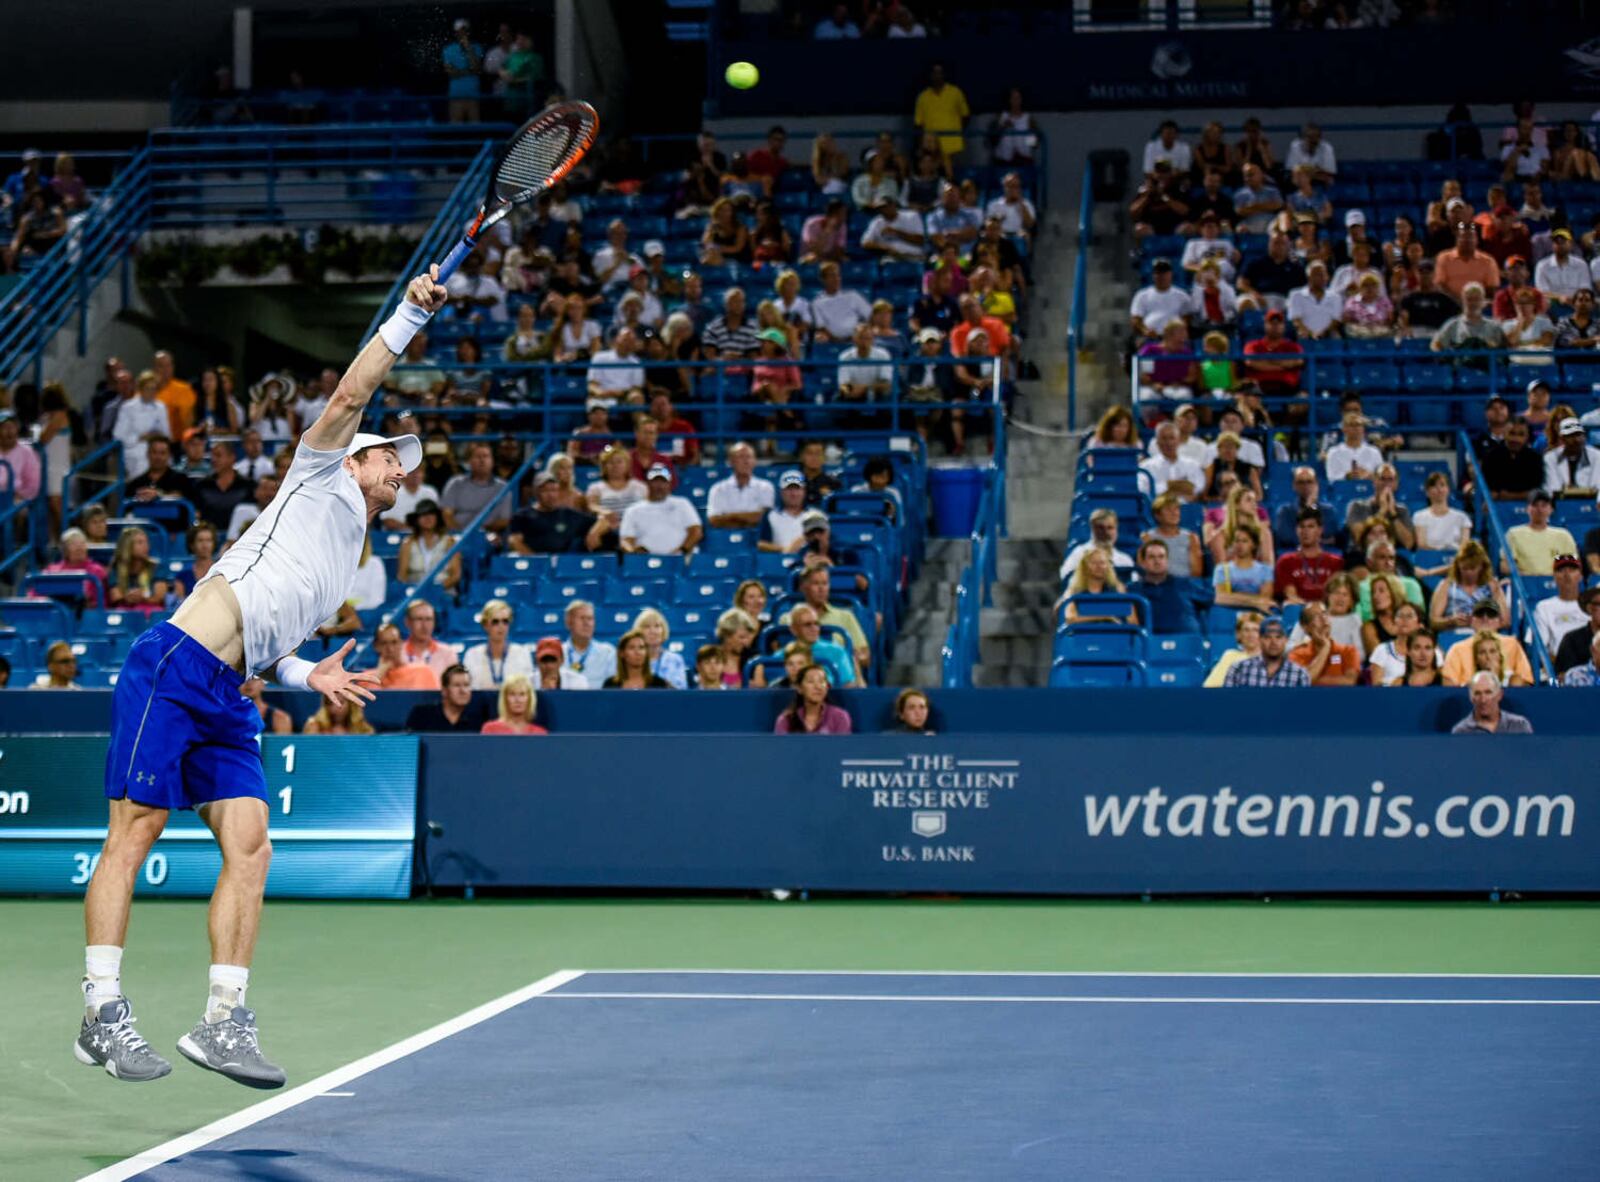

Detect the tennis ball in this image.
[725,61,760,90]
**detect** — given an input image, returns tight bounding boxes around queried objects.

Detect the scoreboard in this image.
[0,735,417,898]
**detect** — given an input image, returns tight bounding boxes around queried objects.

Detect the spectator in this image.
[620,464,702,555]
[1142,119,1192,177]
[1129,162,1189,238]
[1532,554,1589,656]
[1557,288,1600,352]
[699,441,772,530]
[443,250,507,324]
[222,473,276,543]
[733,580,771,629]
[887,687,935,734]
[1554,588,1600,677]
[1140,493,1202,578]
[557,599,614,689]
[799,199,849,264]
[774,664,853,734]
[1481,419,1545,502]
[190,443,253,531]
[771,270,815,341]
[836,323,894,409]
[1427,541,1503,639]
[1134,321,1198,410]
[107,526,170,612]
[985,172,1036,243]
[1276,508,1344,603]
[783,565,870,674]
[1127,540,1199,635]
[810,261,873,345]
[397,499,462,592]
[1232,163,1283,236]
[232,429,273,482]
[1561,630,1600,687]
[462,599,536,690]
[701,287,762,361]
[925,183,982,253]
[39,528,108,607]
[1360,572,1409,654]
[552,294,603,363]
[601,630,671,690]
[1451,671,1533,733]
[913,64,969,167]
[371,622,441,690]
[302,696,375,736]
[3,189,65,273]
[691,644,728,689]
[405,665,487,733]
[1440,602,1535,687]
[1128,259,1190,346]
[1187,260,1238,333]
[1141,421,1205,501]
[1434,225,1500,301]
[569,400,617,467]
[1500,284,1555,354]
[112,372,169,481]
[397,599,459,678]
[1545,419,1600,496]
[125,435,192,504]
[860,194,925,261]
[794,439,841,506]
[1203,432,1261,503]
[32,641,81,690]
[629,607,686,689]
[1283,165,1332,230]
[441,441,509,532]
[1345,464,1416,550]
[241,677,293,734]
[758,470,810,553]
[1430,281,1506,360]
[1212,524,1275,611]
[1270,468,1337,552]
[481,675,548,735]
[1505,489,1578,575]
[1341,273,1394,338]
[713,607,759,687]
[532,635,587,691]
[1287,601,1360,685]
[441,19,483,122]
[1356,536,1423,612]
[381,465,441,531]
[509,472,601,555]
[1500,121,1549,182]
[1533,229,1591,306]
[583,326,645,407]
[1222,617,1312,687]
[1411,472,1472,556]
[1394,258,1456,337]
[1237,233,1308,312]
[1059,507,1137,580]
[1286,123,1337,184]
[746,125,790,181]
[1324,413,1383,483]
[813,4,860,38]
[849,151,898,214]
[1236,312,1305,405]
[1386,627,1443,687]
[1204,611,1263,687]
[1303,572,1366,653]
[1181,212,1240,279]
[1285,262,1342,341]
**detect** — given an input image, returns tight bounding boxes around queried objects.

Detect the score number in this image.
[70,743,301,886]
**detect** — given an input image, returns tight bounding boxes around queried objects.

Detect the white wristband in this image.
[277,656,315,692]
[377,300,433,355]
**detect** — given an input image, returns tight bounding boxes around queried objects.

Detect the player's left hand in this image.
[306,639,381,706]
[405,265,449,314]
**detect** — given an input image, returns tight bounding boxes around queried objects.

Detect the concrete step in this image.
[972,664,1048,688]
[887,663,943,686]
[990,581,1059,611]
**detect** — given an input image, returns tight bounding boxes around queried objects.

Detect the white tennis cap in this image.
[347,432,422,473]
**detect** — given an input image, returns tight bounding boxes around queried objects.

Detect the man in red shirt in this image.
[1479,205,1532,268]
[1287,601,1361,685]
[1489,255,1544,320]
[628,417,676,485]
[1274,508,1344,603]
[949,293,1011,357]
[1242,309,1304,398]
[650,391,700,466]
[746,125,789,180]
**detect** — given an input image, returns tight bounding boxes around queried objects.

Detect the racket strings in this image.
[494,109,597,205]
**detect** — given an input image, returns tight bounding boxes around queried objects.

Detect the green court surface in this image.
[3,897,1597,1181]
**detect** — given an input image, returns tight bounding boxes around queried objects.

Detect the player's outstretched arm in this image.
[267,640,380,703]
[302,267,449,454]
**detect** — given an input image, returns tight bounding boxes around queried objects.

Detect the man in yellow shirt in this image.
[152,349,197,439]
[1503,490,1578,576]
[913,64,969,165]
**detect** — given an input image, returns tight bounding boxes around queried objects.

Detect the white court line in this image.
[583,968,1600,980]
[78,969,584,1182]
[543,990,1600,1007]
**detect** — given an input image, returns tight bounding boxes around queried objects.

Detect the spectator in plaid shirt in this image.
[1223,617,1312,687]
[1562,631,1600,687]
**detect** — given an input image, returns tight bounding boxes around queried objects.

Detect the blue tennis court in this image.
[104,970,1600,1181]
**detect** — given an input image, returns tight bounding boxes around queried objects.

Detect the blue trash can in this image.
[929,466,985,538]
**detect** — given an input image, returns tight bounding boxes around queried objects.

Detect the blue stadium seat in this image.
[674,579,739,606]
[0,598,73,638]
[522,607,568,634]
[1145,633,1208,666]
[534,579,600,606]
[0,630,34,666]
[603,577,671,606]
[1048,659,1145,688]
[1053,623,1144,663]
[76,609,151,639]
[701,529,755,553]
[620,553,681,577]
[686,552,754,579]
[1146,660,1207,687]
[553,553,617,580]
[481,581,536,606]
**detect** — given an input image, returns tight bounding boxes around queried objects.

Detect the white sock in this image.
[84,945,123,1014]
[206,964,250,1023]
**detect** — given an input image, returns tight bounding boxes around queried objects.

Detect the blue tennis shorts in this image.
[103,621,268,812]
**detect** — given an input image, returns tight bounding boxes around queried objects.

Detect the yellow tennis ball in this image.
[725,61,760,90]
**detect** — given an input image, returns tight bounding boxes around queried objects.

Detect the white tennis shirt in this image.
[204,440,369,676]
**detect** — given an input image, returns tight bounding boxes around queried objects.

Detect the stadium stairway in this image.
[885,537,965,686]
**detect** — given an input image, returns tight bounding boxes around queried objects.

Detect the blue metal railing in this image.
[1455,429,1556,685]
[1065,159,1093,431]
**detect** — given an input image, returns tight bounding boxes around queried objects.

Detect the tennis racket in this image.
[435,101,600,283]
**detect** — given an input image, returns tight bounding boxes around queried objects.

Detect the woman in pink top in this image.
[773,665,853,734]
[40,527,109,607]
[481,675,548,735]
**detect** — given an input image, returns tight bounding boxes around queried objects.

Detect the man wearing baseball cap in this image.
[1504,489,1578,576]
[1242,308,1305,398]
[759,470,810,553]
[507,472,604,555]
[1544,417,1600,497]
[619,464,702,555]
[1553,588,1600,680]
[534,635,590,690]
[1221,617,1311,687]
[1533,227,1591,305]
[1532,553,1589,656]
[1490,255,1543,320]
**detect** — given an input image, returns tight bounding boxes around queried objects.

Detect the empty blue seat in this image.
[674,579,738,606]
[1048,659,1145,688]
[481,581,536,606]
[603,577,671,606]
[1145,633,1208,665]
[686,552,754,579]
[553,553,616,580]
[620,553,681,577]
[0,598,72,638]
[1146,660,1207,687]
[488,555,543,580]
[534,579,600,607]
[701,529,755,553]
[1054,623,1144,663]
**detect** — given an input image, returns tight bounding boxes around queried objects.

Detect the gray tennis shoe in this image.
[75,997,173,1082]
[177,1005,287,1089]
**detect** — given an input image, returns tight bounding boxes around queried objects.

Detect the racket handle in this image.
[436,237,476,284]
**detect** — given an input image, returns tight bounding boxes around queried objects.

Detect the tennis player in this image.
[74,268,450,1086]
